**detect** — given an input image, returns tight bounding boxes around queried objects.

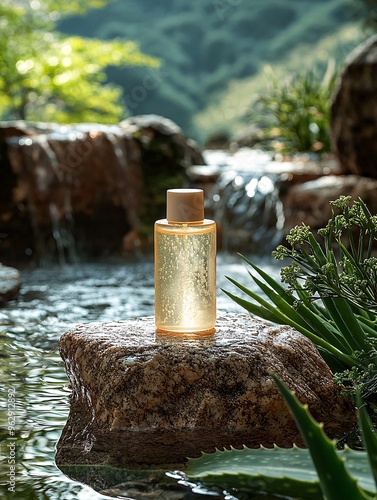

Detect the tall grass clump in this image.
[251,63,338,154]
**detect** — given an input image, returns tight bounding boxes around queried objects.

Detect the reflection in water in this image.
[0,256,281,499]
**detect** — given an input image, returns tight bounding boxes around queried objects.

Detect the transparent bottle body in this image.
[154,219,216,333]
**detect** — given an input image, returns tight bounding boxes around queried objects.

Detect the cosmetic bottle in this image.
[154,189,216,333]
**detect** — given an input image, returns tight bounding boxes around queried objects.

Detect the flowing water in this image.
[0,254,282,500]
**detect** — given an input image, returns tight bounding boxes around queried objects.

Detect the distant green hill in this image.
[59,0,365,143]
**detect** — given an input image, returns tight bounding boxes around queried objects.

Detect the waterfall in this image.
[201,149,286,254]
[1,120,291,264]
[2,123,143,264]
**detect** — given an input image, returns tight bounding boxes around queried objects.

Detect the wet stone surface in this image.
[57,314,355,468]
[0,263,21,302]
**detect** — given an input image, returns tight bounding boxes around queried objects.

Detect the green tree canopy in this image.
[0,0,159,123]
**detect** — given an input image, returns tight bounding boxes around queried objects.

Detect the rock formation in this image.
[282,174,377,234]
[56,314,355,469]
[331,35,377,178]
[0,116,203,265]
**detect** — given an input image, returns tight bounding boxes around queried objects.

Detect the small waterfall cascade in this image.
[201,149,287,254]
[0,119,307,264]
[1,122,142,264]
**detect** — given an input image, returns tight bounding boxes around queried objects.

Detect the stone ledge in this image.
[56,314,355,468]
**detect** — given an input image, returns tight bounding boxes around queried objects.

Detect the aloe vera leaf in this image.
[186,446,375,499]
[357,391,377,490]
[272,374,371,500]
[187,446,321,499]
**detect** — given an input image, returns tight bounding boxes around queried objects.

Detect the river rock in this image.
[283,174,377,233]
[56,314,355,469]
[331,35,377,178]
[0,263,21,302]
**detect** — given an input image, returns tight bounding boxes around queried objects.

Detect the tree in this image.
[0,0,159,123]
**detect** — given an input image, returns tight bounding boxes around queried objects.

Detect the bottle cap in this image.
[166,189,204,222]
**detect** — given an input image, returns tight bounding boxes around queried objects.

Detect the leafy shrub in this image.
[224,196,377,399]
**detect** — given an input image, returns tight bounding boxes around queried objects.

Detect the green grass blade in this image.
[322,297,370,352]
[247,273,309,325]
[316,346,349,373]
[294,301,352,353]
[225,274,328,340]
[272,374,371,500]
[240,255,351,351]
[307,233,327,266]
[357,391,377,490]
[225,273,356,363]
[355,315,377,338]
[221,288,284,324]
[224,275,281,313]
[222,282,357,368]
[239,254,294,302]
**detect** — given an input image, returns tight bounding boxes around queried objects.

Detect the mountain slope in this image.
[59,0,364,142]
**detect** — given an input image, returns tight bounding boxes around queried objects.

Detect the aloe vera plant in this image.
[222,196,377,397]
[186,376,377,499]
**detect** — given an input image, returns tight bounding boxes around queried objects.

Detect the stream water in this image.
[0,254,282,500]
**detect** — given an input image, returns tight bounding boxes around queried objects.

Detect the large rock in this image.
[56,314,355,469]
[331,35,377,177]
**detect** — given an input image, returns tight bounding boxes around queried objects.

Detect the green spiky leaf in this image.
[186,446,375,499]
[272,375,370,499]
[186,377,376,500]
[357,391,377,490]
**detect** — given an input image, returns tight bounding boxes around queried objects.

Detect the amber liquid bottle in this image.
[154,189,216,333]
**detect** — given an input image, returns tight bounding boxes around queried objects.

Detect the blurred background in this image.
[0,0,372,143]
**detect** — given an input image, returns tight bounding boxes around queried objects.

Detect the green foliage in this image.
[187,377,377,500]
[0,0,159,123]
[223,196,377,397]
[276,196,377,313]
[250,64,338,153]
